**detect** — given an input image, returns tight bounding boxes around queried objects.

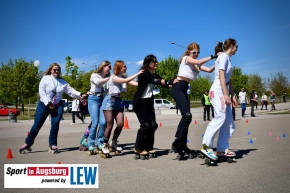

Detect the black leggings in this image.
[134,97,158,150]
[171,80,192,144]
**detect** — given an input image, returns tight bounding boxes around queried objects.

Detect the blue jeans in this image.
[88,95,104,147]
[96,102,106,147]
[241,103,246,117]
[26,101,64,147]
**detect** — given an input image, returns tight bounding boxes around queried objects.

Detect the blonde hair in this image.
[179,42,200,63]
[96,60,110,74]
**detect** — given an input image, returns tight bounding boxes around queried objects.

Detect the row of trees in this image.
[0,56,289,108]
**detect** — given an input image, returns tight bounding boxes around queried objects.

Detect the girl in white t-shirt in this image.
[201,38,238,161]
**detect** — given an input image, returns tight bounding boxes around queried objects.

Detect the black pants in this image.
[250,102,255,116]
[232,107,235,120]
[203,105,210,120]
[171,80,191,144]
[134,97,157,151]
[283,96,286,103]
[72,111,83,123]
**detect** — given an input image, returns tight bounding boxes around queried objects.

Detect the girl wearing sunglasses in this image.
[170,42,219,160]
[19,63,86,154]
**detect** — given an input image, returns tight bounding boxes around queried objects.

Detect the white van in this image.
[154,99,175,109]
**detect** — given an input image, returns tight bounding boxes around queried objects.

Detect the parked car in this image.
[154,99,175,109]
[0,105,20,116]
[63,101,72,113]
[121,100,132,111]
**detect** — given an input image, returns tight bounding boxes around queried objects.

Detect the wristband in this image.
[211,54,217,60]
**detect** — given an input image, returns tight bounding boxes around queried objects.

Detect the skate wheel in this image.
[134,154,140,160]
[168,149,173,154]
[189,154,194,159]
[227,158,233,163]
[87,151,91,156]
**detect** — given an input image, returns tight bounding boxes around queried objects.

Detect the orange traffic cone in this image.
[57,161,61,164]
[7,148,13,159]
[26,131,30,137]
[160,122,162,127]
[123,116,130,129]
[246,119,248,123]
[194,120,197,124]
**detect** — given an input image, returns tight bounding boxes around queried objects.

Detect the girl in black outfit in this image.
[132,54,174,159]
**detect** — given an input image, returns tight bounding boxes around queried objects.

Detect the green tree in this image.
[63,56,80,89]
[0,58,39,110]
[154,56,179,99]
[268,72,289,101]
[248,74,266,95]
[190,75,212,99]
[231,67,249,94]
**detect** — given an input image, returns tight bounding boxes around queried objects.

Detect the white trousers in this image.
[202,79,235,152]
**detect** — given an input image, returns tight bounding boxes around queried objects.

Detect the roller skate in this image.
[171,140,185,161]
[87,146,98,156]
[145,149,157,158]
[99,143,111,159]
[19,143,32,154]
[79,137,88,151]
[48,145,59,154]
[200,144,217,166]
[109,139,122,156]
[217,150,236,163]
[183,144,196,159]
[134,149,149,160]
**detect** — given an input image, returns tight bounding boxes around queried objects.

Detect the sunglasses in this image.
[52,69,60,72]
[123,65,127,68]
[152,61,158,64]
[190,52,200,55]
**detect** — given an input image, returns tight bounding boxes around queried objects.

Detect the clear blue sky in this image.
[1,0,289,81]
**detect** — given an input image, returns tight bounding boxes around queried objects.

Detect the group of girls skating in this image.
[19,38,239,162]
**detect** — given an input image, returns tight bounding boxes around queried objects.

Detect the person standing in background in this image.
[255,92,258,110]
[260,93,268,110]
[71,97,84,125]
[239,88,248,118]
[201,91,211,121]
[270,90,276,110]
[249,90,256,117]
[282,90,286,103]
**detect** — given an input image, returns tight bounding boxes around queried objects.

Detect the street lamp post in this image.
[82,63,95,70]
[269,73,273,91]
[171,42,186,48]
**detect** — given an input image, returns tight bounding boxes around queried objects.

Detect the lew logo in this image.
[4,164,99,188]
[70,167,97,185]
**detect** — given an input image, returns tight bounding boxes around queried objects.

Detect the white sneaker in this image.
[201,144,217,160]
[102,143,110,154]
[109,139,122,151]
[70,123,75,125]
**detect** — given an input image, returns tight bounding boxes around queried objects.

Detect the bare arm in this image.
[185,52,222,66]
[128,80,138,86]
[200,64,215,73]
[113,70,143,84]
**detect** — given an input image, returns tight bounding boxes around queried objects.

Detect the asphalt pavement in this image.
[1,103,290,193]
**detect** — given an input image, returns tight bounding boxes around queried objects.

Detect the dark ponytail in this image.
[215,42,223,54]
